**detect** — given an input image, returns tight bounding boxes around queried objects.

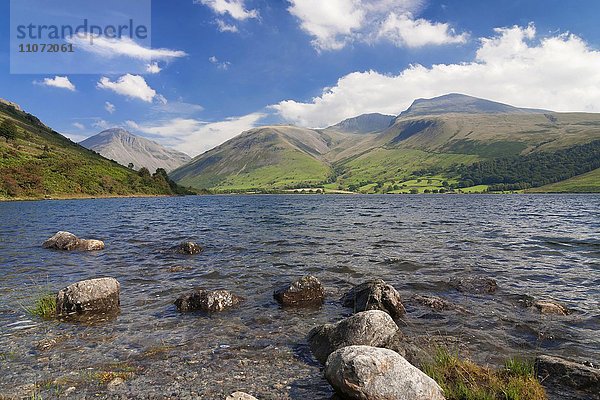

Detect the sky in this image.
[1,0,600,157]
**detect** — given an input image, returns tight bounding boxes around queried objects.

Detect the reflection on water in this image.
[0,194,598,398]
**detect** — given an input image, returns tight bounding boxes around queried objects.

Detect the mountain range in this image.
[80,128,191,173]
[170,94,600,193]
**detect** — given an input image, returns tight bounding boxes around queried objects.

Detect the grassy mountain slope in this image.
[0,100,188,200]
[171,95,600,193]
[527,168,600,193]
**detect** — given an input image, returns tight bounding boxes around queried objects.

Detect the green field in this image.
[527,168,600,193]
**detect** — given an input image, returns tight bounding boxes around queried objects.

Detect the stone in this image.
[536,355,599,395]
[412,294,457,311]
[273,275,325,307]
[341,279,405,319]
[308,310,398,365]
[43,231,105,251]
[449,276,497,294]
[175,241,203,255]
[534,300,570,315]
[107,377,125,390]
[56,278,120,318]
[325,345,446,400]
[175,289,243,312]
[226,392,258,400]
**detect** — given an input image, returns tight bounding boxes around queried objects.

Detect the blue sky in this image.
[1,0,600,156]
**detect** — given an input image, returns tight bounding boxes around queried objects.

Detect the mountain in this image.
[0,99,190,200]
[80,128,191,172]
[325,113,394,134]
[398,93,548,118]
[170,94,600,193]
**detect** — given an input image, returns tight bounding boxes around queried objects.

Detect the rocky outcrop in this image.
[308,310,398,364]
[536,355,599,396]
[341,279,405,319]
[175,289,243,312]
[533,300,570,315]
[43,231,105,251]
[56,278,120,318]
[226,392,258,400]
[325,345,446,400]
[449,276,497,294]
[273,275,325,307]
[175,241,203,255]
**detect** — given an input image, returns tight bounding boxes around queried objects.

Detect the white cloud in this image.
[197,0,259,21]
[152,101,205,116]
[273,24,600,127]
[209,56,231,70]
[146,62,162,74]
[68,35,187,61]
[104,101,116,114]
[93,119,110,130]
[72,122,85,130]
[378,12,468,47]
[129,113,266,156]
[97,74,161,103]
[286,0,466,51]
[216,19,239,33]
[35,76,76,91]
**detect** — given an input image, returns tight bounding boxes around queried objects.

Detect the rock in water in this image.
[175,289,243,312]
[43,231,105,251]
[536,355,599,395]
[325,345,446,400]
[226,392,258,400]
[341,279,405,319]
[175,241,203,255]
[56,278,120,318]
[273,275,325,307]
[449,276,497,294]
[534,300,570,315]
[308,310,398,364]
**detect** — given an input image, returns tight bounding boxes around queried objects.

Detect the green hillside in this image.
[0,100,190,200]
[170,95,600,194]
[527,168,600,193]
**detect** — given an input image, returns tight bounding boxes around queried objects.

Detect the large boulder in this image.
[449,276,497,294]
[56,278,120,318]
[273,275,325,307]
[308,310,398,365]
[533,300,570,315]
[174,241,203,255]
[175,289,243,312]
[43,231,104,251]
[536,355,599,396]
[325,345,446,400]
[341,279,405,319]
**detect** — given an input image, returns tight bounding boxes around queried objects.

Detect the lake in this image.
[0,194,598,399]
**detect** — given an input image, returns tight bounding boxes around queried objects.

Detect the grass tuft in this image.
[422,348,546,400]
[27,292,56,320]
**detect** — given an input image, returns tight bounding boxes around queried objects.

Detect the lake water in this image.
[0,194,598,399]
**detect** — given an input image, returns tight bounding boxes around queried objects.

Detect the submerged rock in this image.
[536,355,599,396]
[412,294,460,311]
[341,279,405,319]
[534,300,570,315]
[449,276,497,294]
[226,392,258,400]
[175,289,243,312]
[273,275,325,307]
[175,241,203,255]
[43,231,105,251]
[56,277,120,318]
[325,345,446,400]
[308,310,398,364]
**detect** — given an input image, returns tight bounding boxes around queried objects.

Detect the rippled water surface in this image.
[0,194,599,399]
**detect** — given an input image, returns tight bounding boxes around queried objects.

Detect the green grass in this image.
[26,292,56,320]
[459,185,490,193]
[422,348,546,400]
[527,168,600,193]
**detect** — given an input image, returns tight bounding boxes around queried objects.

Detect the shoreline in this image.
[0,193,176,203]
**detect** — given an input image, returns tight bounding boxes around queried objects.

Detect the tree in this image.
[138,167,151,179]
[409,188,419,194]
[0,119,17,140]
[128,162,134,169]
